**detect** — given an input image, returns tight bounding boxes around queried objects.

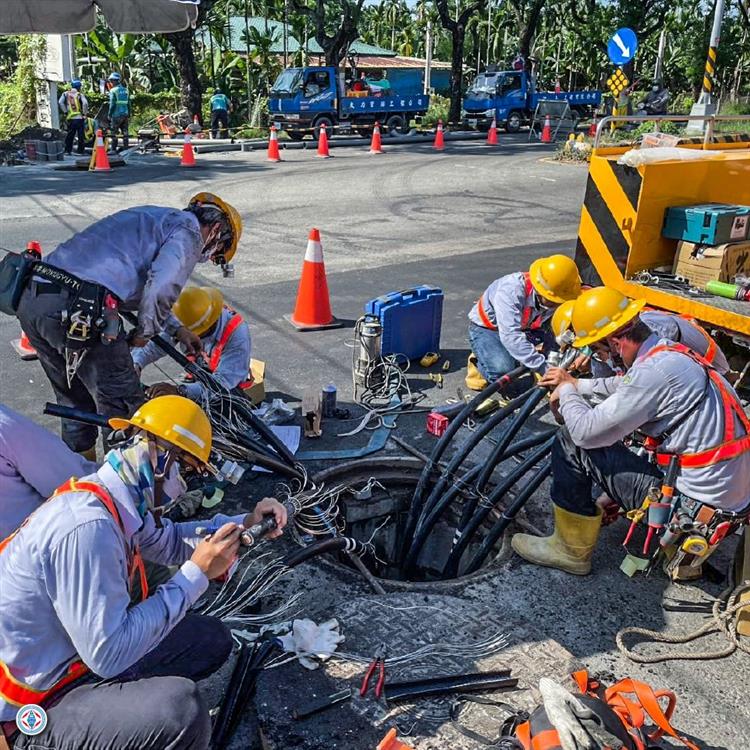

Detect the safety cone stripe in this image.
[304,229,324,262]
[93,129,112,171]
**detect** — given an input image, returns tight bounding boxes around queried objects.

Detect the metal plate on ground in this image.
[256,592,579,749]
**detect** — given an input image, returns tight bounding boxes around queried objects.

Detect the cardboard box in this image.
[245,359,265,405]
[672,240,750,287]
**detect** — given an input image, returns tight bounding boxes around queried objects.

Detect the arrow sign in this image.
[608,27,638,66]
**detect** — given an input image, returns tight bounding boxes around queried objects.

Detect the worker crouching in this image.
[0,396,286,749]
[512,286,750,576]
[133,286,253,400]
[466,254,581,389]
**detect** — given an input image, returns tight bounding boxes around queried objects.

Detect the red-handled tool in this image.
[360,643,387,699]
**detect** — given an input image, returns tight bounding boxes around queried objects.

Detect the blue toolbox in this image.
[365,286,443,359]
[663,203,750,245]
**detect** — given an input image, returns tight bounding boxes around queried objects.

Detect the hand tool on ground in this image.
[360,643,387,699]
[427,373,443,388]
[293,688,352,720]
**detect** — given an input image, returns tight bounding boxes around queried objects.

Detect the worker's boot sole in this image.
[511,533,592,576]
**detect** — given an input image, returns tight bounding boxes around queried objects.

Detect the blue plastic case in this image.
[663,203,750,245]
[365,286,443,359]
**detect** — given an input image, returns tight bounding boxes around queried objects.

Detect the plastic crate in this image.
[365,286,443,360]
[663,203,750,245]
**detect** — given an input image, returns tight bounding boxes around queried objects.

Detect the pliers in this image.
[360,642,387,699]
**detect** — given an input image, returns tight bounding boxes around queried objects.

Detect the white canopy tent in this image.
[0,0,200,34]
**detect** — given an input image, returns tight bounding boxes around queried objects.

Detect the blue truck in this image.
[462,68,602,132]
[268,66,430,140]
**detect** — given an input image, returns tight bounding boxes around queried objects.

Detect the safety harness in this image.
[0,478,147,709]
[642,343,750,469]
[477,272,544,332]
[203,311,253,389]
[514,670,699,750]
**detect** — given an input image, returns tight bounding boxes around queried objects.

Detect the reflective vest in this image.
[65,90,83,120]
[477,272,544,332]
[643,307,719,367]
[110,85,129,117]
[207,312,253,390]
[0,478,148,708]
[210,93,230,112]
[643,343,750,470]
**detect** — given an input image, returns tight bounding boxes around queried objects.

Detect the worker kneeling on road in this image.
[15,192,242,460]
[0,403,96,539]
[512,286,750,575]
[0,396,286,749]
[133,286,252,400]
[466,254,581,389]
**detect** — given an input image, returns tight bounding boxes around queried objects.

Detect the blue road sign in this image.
[608,27,638,66]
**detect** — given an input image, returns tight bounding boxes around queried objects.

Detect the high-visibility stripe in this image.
[476,274,541,332]
[477,295,497,330]
[207,313,254,388]
[0,659,88,708]
[708,46,717,62]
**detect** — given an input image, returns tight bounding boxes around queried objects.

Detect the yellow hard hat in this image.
[109,395,213,465]
[571,286,646,348]
[551,299,576,343]
[173,286,224,336]
[188,192,242,263]
[528,254,582,304]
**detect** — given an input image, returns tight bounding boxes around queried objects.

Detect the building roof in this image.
[202,17,395,57]
[355,55,452,70]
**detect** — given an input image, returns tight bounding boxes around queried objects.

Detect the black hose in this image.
[401,430,554,576]
[210,642,254,748]
[43,402,111,428]
[383,671,518,704]
[441,436,556,578]
[464,458,552,575]
[399,365,527,565]
[121,310,299,469]
[283,537,370,568]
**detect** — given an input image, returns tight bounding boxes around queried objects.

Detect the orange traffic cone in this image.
[267,126,282,162]
[316,122,331,158]
[180,129,197,167]
[487,117,498,145]
[285,228,342,331]
[192,115,205,138]
[369,121,384,154]
[377,729,415,750]
[93,129,111,171]
[541,114,552,143]
[588,115,597,137]
[433,119,445,150]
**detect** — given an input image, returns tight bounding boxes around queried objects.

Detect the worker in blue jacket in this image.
[107,72,130,151]
[210,87,232,139]
[0,396,287,749]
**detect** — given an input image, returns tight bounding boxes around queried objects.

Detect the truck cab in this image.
[463,70,528,132]
[269,66,338,138]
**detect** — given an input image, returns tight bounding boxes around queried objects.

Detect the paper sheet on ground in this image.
[252,425,301,472]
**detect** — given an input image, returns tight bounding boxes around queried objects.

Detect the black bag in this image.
[0,251,37,316]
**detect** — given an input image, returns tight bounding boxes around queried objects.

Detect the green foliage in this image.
[631,119,681,137]
[420,93,450,128]
[0,35,45,140]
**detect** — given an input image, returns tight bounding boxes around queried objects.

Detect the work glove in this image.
[148,382,181,399]
[277,618,345,670]
[175,326,202,357]
[539,679,624,750]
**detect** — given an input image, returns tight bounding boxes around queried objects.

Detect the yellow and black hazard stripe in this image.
[573,158,642,286]
[703,46,717,94]
[678,133,750,146]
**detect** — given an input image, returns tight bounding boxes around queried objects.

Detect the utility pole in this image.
[424,20,433,94]
[486,0,492,67]
[686,0,725,133]
[654,28,666,84]
[283,0,289,68]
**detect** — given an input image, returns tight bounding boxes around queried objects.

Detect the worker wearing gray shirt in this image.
[512,287,750,576]
[0,404,95,539]
[467,255,581,384]
[15,193,242,457]
[132,286,252,401]
[0,396,286,748]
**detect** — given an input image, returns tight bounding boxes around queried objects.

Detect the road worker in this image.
[133,286,253,400]
[209,87,232,139]
[0,396,287,749]
[512,286,750,575]
[107,72,130,151]
[551,297,730,377]
[58,79,88,156]
[466,254,581,389]
[15,193,242,459]
[0,403,96,538]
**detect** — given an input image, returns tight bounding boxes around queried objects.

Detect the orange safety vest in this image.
[642,343,750,470]
[0,478,148,708]
[207,312,254,390]
[643,307,719,366]
[477,272,544,332]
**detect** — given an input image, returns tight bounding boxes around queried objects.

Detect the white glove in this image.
[277,618,345,670]
[539,678,597,750]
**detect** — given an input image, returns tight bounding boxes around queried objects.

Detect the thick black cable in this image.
[399,365,527,566]
[210,642,255,749]
[464,459,552,575]
[383,671,518,703]
[441,435,556,578]
[283,537,370,568]
[43,402,111,428]
[401,430,554,577]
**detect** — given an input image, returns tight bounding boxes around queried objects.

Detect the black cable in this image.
[441,436,556,579]
[283,537,370,568]
[399,365,527,567]
[210,642,255,749]
[43,402,111,428]
[464,458,552,575]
